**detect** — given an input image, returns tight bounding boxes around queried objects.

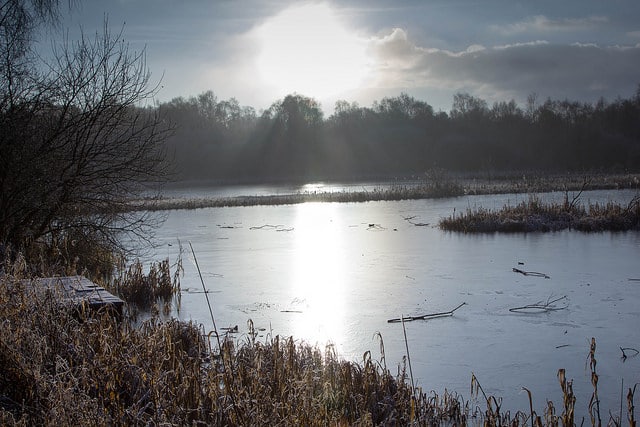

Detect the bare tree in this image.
[1,1,171,269]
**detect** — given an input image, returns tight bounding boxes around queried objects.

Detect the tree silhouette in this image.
[1,1,171,268]
[156,87,640,183]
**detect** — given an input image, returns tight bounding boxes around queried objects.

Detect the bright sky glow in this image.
[253,3,372,99]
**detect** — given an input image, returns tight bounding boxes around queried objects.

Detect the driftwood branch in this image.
[620,347,639,362]
[509,295,567,313]
[250,224,293,231]
[388,302,466,323]
[366,223,386,230]
[403,215,429,226]
[512,267,551,279]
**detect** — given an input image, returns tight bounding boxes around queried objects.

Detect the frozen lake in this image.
[147,188,640,419]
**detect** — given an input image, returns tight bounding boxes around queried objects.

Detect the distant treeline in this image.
[158,89,640,182]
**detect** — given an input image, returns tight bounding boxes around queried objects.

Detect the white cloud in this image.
[491,15,609,35]
[465,44,486,53]
[369,28,421,69]
[494,40,549,50]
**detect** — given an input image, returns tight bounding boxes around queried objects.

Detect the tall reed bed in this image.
[111,257,182,314]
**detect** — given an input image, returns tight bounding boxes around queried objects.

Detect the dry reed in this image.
[111,257,182,314]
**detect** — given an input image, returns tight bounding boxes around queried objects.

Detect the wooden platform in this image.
[28,275,124,315]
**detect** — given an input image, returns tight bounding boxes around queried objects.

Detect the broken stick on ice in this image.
[509,295,567,313]
[512,267,550,279]
[388,302,466,323]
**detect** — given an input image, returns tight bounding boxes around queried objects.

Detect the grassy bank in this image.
[439,193,640,232]
[128,172,640,211]
[130,180,465,211]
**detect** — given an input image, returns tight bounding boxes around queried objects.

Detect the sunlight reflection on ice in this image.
[290,202,346,348]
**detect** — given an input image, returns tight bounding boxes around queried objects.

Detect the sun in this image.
[253,3,371,99]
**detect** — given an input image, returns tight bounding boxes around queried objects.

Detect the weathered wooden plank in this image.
[28,275,124,315]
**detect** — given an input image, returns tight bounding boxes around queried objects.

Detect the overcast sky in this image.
[59,0,640,114]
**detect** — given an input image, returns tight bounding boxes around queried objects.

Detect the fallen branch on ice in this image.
[402,215,429,226]
[250,224,293,231]
[512,267,551,279]
[620,347,639,361]
[509,295,567,313]
[388,302,466,323]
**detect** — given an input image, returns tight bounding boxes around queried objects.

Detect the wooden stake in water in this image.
[401,314,415,392]
[189,241,221,350]
[189,241,244,425]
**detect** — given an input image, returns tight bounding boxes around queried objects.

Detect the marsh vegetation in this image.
[439,192,640,232]
[130,172,639,211]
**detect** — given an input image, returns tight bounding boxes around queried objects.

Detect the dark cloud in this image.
[370,28,640,105]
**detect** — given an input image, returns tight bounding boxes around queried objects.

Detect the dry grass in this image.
[440,194,640,232]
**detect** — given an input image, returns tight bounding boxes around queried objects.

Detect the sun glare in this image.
[290,202,346,348]
[254,3,371,99]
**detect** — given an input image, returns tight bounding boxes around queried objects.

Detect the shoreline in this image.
[130,172,640,211]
